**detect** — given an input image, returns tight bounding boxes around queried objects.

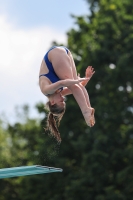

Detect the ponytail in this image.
[45,101,65,143]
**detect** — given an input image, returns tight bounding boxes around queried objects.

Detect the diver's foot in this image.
[83,107,95,127]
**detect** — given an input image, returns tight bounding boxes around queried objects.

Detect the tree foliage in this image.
[0,0,133,199]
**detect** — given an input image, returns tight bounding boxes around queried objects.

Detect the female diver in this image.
[39,46,95,142]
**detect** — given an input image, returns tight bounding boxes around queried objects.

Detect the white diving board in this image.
[0,165,63,179]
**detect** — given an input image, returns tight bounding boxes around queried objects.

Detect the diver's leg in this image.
[49,48,94,127]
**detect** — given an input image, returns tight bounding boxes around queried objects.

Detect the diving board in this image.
[0,165,63,179]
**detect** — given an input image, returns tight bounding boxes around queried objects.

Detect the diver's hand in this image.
[80,66,95,87]
[85,66,95,79]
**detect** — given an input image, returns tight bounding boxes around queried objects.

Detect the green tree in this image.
[0,0,133,199]
[0,104,63,200]
[66,0,133,199]
[19,0,133,198]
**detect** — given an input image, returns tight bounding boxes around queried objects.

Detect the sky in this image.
[0,0,90,124]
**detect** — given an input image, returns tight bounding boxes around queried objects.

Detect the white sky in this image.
[0,0,89,124]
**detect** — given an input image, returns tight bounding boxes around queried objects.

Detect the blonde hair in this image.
[45,102,65,143]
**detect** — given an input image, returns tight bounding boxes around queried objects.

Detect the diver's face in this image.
[50,92,66,107]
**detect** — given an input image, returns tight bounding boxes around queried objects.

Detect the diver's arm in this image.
[40,78,89,95]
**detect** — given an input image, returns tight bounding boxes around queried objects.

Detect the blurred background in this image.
[0,0,89,124]
[0,0,133,199]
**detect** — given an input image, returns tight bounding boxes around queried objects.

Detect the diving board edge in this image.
[0,165,63,179]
